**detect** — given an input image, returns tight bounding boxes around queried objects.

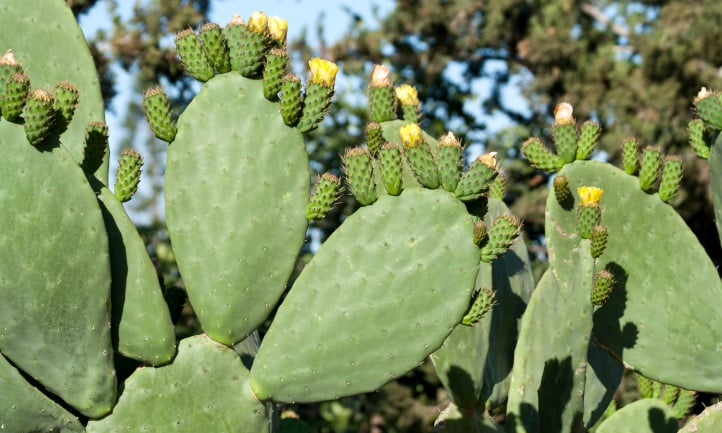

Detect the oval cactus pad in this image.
[249,188,479,403]
[165,74,309,346]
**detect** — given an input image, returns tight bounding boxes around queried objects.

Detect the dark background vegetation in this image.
[69,1,722,431]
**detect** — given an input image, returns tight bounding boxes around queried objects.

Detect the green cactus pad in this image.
[638,146,661,191]
[165,73,309,346]
[461,287,496,326]
[672,389,696,420]
[590,224,608,258]
[175,29,215,82]
[546,160,722,392]
[82,120,109,174]
[480,214,520,262]
[86,335,269,433]
[226,19,268,78]
[680,402,722,432]
[431,199,534,410]
[375,119,438,194]
[455,157,498,202]
[403,144,440,189]
[488,173,506,200]
[249,188,479,403]
[91,180,176,365]
[0,123,115,418]
[694,91,722,130]
[23,88,55,146]
[199,22,231,74]
[0,0,108,181]
[553,174,573,208]
[595,398,677,433]
[0,353,84,433]
[709,134,722,245]
[52,80,80,134]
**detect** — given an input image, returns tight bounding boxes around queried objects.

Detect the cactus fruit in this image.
[280,74,303,126]
[488,172,506,201]
[297,58,338,133]
[365,121,383,155]
[590,224,608,258]
[522,137,565,172]
[552,102,578,163]
[622,137,639,174]
[395,84,421,123]
[436,132,463,192]
[52,80,80,134]
[378,142,404,195]
[480,214,521,262]
[1,70,29,120]
[658,156,683,202]
[693,87,722,130]
[400,122,440,188]
[638,146,661,191]
[461,287,496,326]
[142,86,176,143]
[343,146,378,205]
[23,88,55,146]
[263,47,289,100]
[455,153,498,201]
[591,269,614,306]
[687,118,709,159]
[199,22,231,74]
[576,186,603,239]
[553,174,573,208]
[175,28,215,82]
[369,64,396,122]
[305,172,342,220]
[577,120,600,160]
[82,120,109,174]
[113,149,143,203]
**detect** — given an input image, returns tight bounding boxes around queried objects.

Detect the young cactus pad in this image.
[0,0,108,181]
[546,160,722,392]
[86,335,269,433]
[164,73,309,346]
[249,188,479,403]
[594,398,677,433]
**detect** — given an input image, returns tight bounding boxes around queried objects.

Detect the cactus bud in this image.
[687,119,709,159]
[395,84,420,123]
[297,58,338,133]
[0,49,22,80]
[435,132,463,192]
[577,120,600,160]
[82,121,109,174]
[279,74,303,126]
[658,156,683,202]
[472,219,488,246]
[639,146,661,191]
[461,287,496,326]
[577,186,603,239]
[622,137,639,175]
[480,214,521,262]
[455,153,498,201]
[553,175,572,208]
[693,87,722,130]
[400,123,439,189]
[489,172,506,201]
[1,71,29,121]
[247,11,269,35]
[552,102,578,163]
[143,86,176,143]
[365,122,383,155]
[591,224,608,259]
[52,80,80,134]
[23,88,55,147]
[199,22,231,74]
[305,172,342,220]
[342,147,377,205]
[591,269,614,306]
[263,47,289,100]
[379,142,403,195]
[267,16,288,46]
[368,64,396,122]
[114,150,143,203]
[521,137,565,172]
[175,28,215,82]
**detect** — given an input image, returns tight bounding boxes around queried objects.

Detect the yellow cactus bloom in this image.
[554,102,574,125]
[308,58,339,88]
[478,152,498,170]
[578,186,604,207]
[268,16,288,44]
[399,123,424,149]
[248,11,268,34]
[370,64,392,88]
[395,84,419,106]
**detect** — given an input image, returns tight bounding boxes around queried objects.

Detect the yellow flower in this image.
[308,58,339,88]
[477,152,498,170]
[554,102,574,125]
[370,64,392,88]
[578,186,604,207]
[399,123,423,149]
[395,84,419,106]
[268,16,288,44]
[248,11,268,34]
